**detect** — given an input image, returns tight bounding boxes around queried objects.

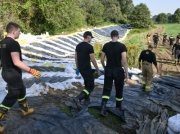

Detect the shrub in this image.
[94,42,103,59]
[126,44,140,67]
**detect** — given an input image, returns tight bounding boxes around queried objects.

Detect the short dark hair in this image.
[148,44,153,48]
[6,22,20,33]
[111,30,119,38]
[83,31,94,38]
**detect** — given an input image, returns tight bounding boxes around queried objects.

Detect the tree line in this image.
[153,8,180,24]
[0,0,179,35]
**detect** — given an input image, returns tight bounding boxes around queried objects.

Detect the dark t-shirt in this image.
[139,50,157,66]
[102,41,127,67]
[153,35,159,41]
[0,37,22,74]
[169,36,175,42]
[76,42,94,70]
[172,43,180,51]
[163,35,167,40]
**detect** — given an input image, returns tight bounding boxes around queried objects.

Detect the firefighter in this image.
[169,34,175,48]
[153,33,159,48]
[0,22,41,133]
[139,45,158,92]
[100,30,128,118]
[146,33,151,43]
[74,31,100,109]
[162,33,167,45]
[172,38,180,65]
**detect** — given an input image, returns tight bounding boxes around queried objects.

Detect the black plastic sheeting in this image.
[23,76,71,88]
[2,76,180,134]
[2,97,117,134]
[64,76,180,134]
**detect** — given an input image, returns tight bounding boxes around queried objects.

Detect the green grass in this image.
[158,24,180,35]
[89,107,135,134]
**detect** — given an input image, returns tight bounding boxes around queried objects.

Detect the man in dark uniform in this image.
[172,38,180,65]
[100,30,128,117]
[176,33,180,42]
[169,34,175,48]
[162,33,167,45]
[153,33,159,48]
[0,22,41,132]
[139,45,158,92]
[74,31,100,109]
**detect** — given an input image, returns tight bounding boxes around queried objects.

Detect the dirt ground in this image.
[144,26,180,77]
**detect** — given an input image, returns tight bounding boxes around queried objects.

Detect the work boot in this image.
[19,102,34,116]
[116,101,126,122]
[99,101,108,117]
[74,92,86,110]
[0,107,8,133]
[84,96,90,105]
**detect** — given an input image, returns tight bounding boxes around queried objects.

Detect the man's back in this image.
[0,37,22,73]
[139,50,157,65]
[76,42,94,70]
[102,41,126,67]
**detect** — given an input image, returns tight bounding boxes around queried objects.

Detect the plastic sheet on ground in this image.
[1,76,180,134]
[63,76,180,134]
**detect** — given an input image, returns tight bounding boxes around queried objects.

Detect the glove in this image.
[28,68,41,78]
[75,68,80,76]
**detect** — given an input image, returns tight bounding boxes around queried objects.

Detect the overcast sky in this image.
[133,0,180,16]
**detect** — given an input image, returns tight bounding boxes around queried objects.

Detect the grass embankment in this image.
[123,28,151,68]
[158,24,180,35]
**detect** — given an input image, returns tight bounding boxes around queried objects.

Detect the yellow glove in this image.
[28,68,41,78]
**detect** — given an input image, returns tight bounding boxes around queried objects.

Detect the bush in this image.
[94,42,103,59]
[126,44,140,67]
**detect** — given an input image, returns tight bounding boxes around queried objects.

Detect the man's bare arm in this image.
[101,52,106,70]
[121,52,129,79]
[75,52,78,68]
[90,53,99,71]
[11,52,30,72]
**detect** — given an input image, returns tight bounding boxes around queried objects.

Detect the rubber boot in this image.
[116,101,126,122]
[99,101,108,117]
[19,102,34,116]
[0,107,8,133]
[74,92,86,110]
[84,95,90,105]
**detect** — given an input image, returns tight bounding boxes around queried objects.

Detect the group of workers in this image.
[147,33,180,65]
[0,22,177,133]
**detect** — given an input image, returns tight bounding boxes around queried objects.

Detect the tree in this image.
[80,0,104,26]
[173,8,180,23]
[156,13,168,24]
[129,3,152,28]
[119,0,134,20]
[101,0,125,23]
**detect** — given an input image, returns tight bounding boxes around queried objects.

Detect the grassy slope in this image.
[158,23,180,35]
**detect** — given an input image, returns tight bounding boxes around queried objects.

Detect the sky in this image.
[133,0,180,16]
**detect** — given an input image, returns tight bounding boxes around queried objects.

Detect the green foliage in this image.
[173,8,180,23]
[159,24,180,36]
[94,42,103,59]
[156,13,168,24]
[80,0,104,26]
[102,0,126,23]
[126,44,140,67]
[129,3,153,28]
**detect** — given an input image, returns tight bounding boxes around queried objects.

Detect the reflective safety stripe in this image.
[145,86,150,90]
[140,81,145,85]
[0,104,10,110]
[83,89,89,95]
[18,96,26,102]
[102,96,110,99]
[116,98,123,101]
